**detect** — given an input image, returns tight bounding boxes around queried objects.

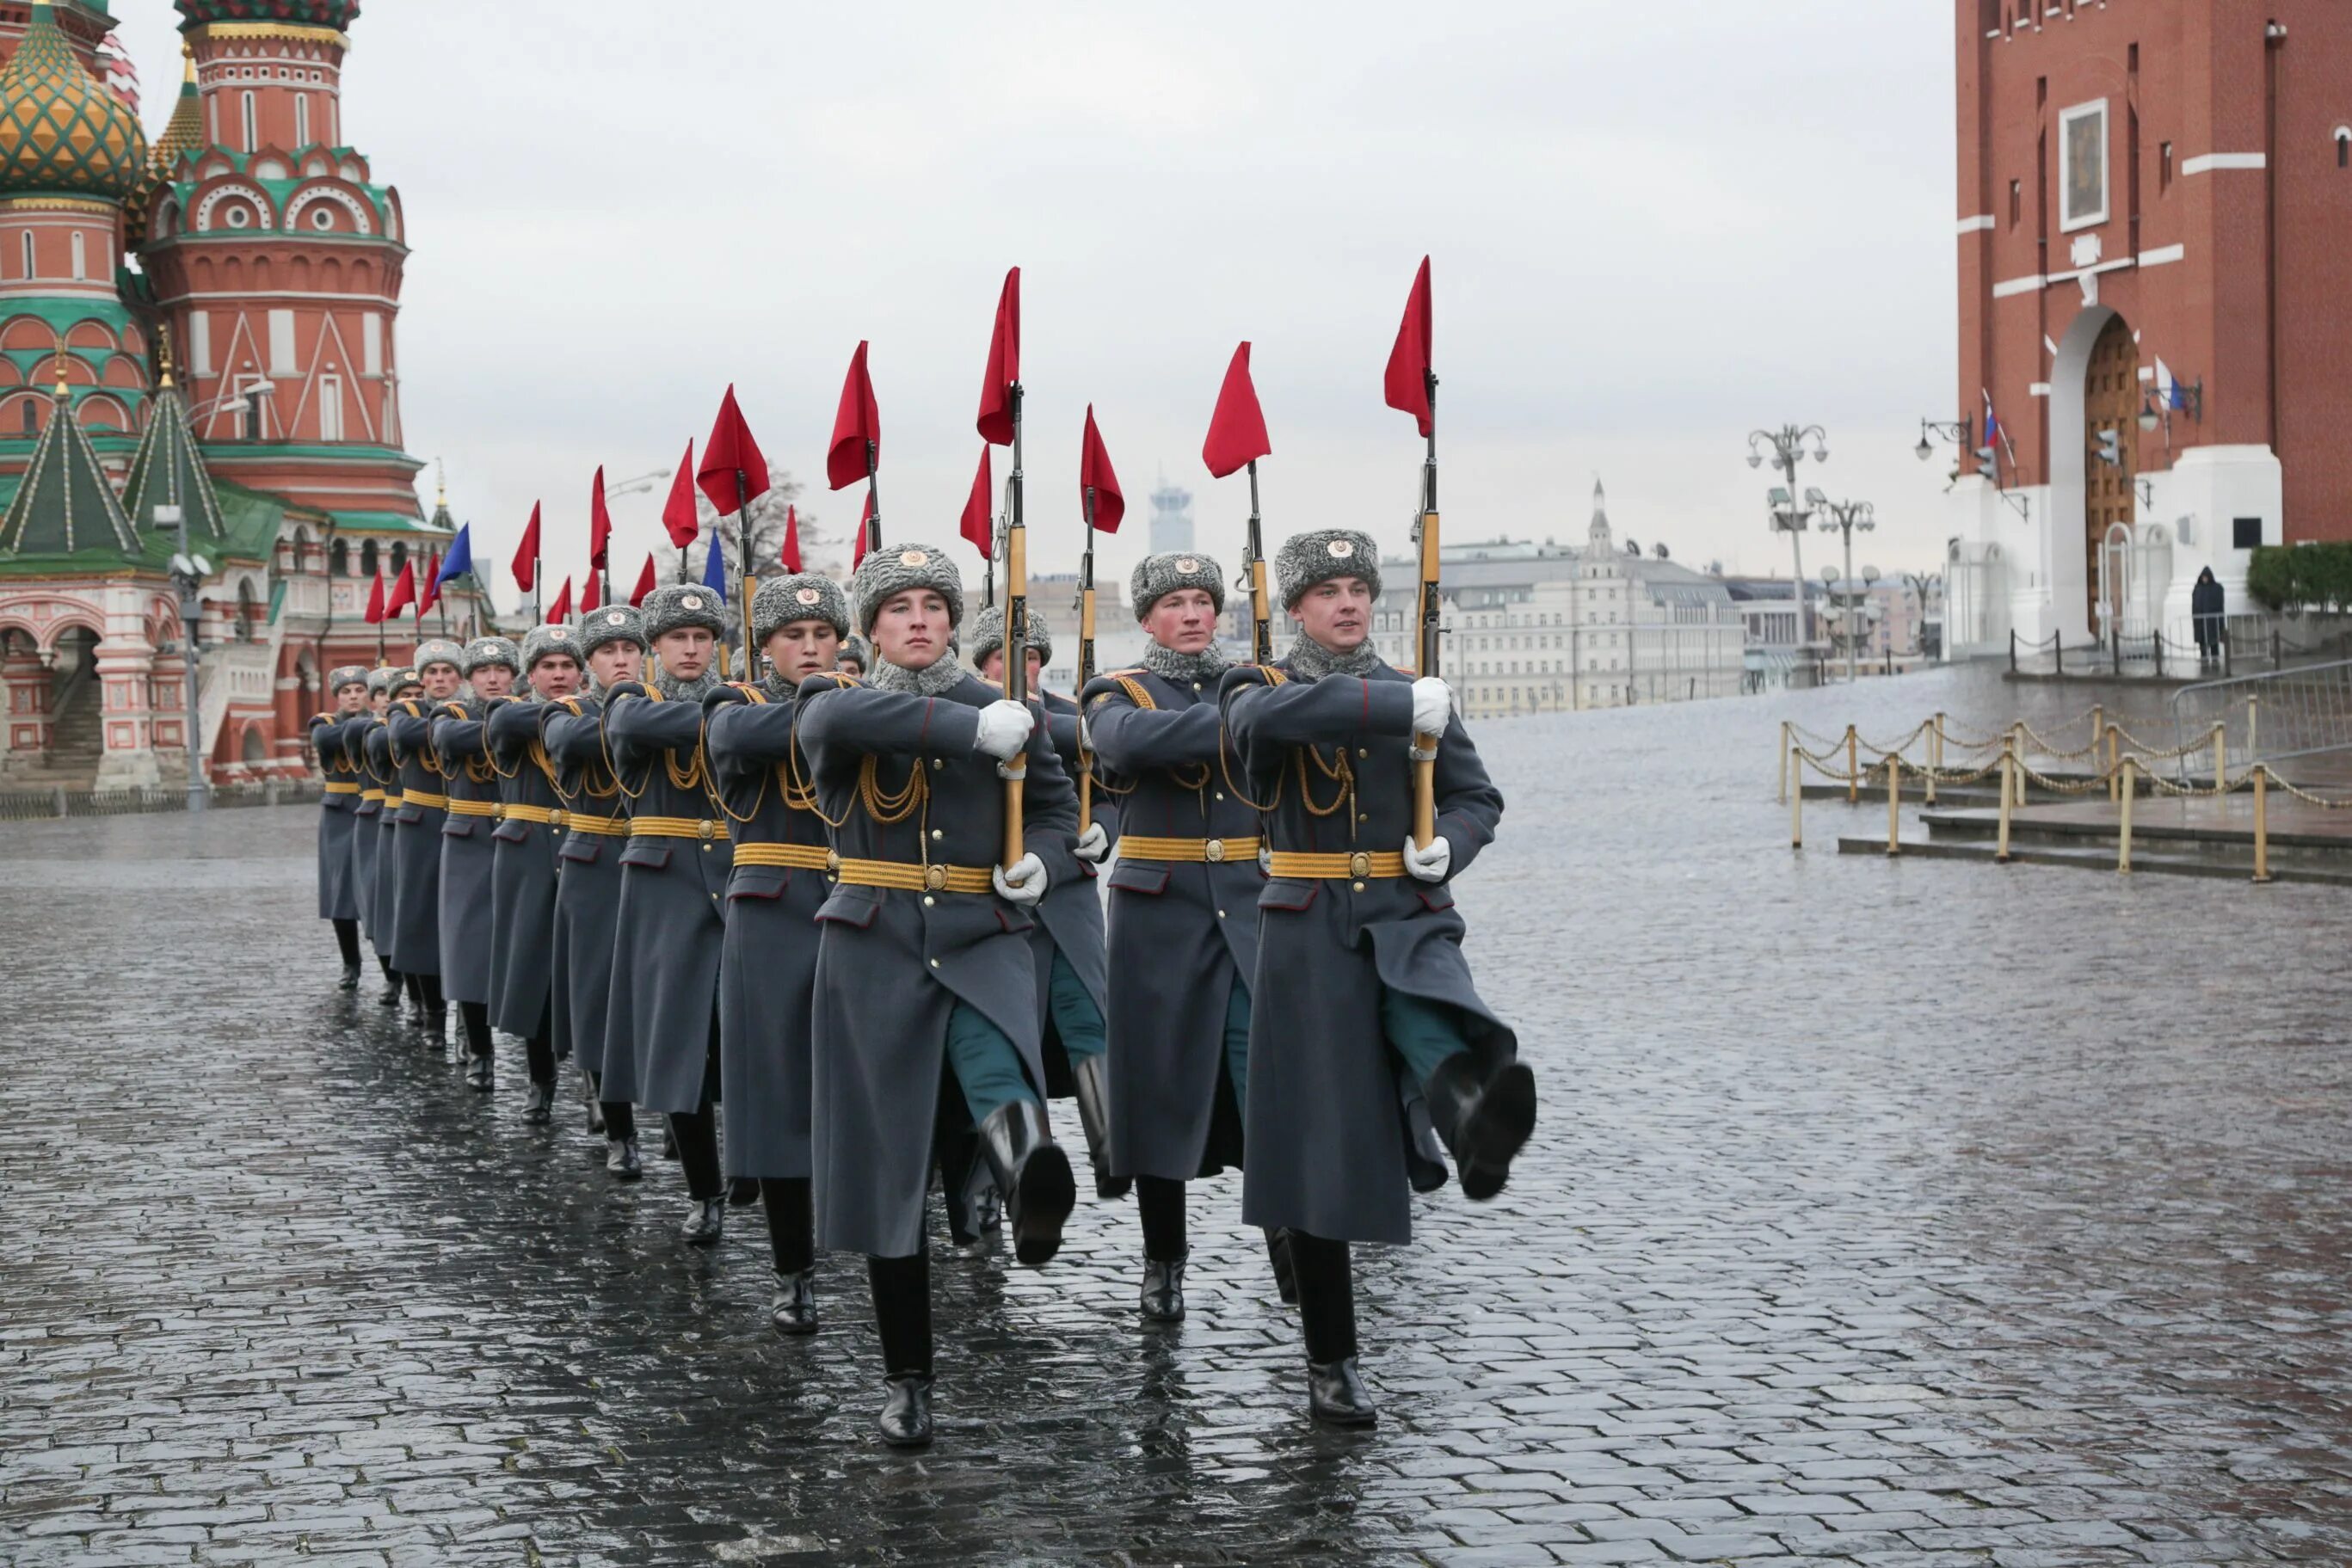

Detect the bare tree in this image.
[652,470,854,641]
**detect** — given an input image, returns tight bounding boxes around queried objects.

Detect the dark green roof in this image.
[120,379,225,540]
[0,390,138,558]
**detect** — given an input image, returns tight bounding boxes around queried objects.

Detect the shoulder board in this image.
[556,697,585,716]
[308,712,332,727]
[734,682,769,705]
[804,671,860,690]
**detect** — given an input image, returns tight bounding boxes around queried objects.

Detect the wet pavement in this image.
[4,661,2350,1566]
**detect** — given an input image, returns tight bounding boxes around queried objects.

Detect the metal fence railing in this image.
[0,778,323,823]
[2170,658,2352,778]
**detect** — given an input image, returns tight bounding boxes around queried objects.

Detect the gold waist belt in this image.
[1118,833,1260,864]
[1267,850,1407,881]
[630,815,730,842]
[445,799,498,817]
[733,842,838,871]
[360,789,386,803]
[403,790,449,809]
[323,781,360,796]
[496,804,559,825]
[380,793,403,808]
[836,857,993,895]
[564,812,627,837]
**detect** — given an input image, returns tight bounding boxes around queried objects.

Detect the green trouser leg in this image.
[1223,977,1253,1106]
[944,1001,1040,1126]
[1047,950,1106,1062]
[1378,987,1473,1089]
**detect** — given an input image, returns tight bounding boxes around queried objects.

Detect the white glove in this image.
[1073,821,1110,864]
[1076,711,1093,755]
[972,699,1036,761]
[1402,833,1451,882]
[993,852,1048,905]
[1410,676,1453,738]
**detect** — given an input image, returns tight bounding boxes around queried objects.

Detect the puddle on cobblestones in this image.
[3,663,2349,1565]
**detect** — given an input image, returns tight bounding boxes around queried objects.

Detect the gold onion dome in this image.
[126,48,203,235]
[0,1,150,204]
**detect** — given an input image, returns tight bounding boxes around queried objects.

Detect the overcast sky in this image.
[117,2,1960,606]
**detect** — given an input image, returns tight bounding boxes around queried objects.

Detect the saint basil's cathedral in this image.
[0,0,469,789]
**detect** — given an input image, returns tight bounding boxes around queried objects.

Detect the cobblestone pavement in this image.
[5,665,2350,1566]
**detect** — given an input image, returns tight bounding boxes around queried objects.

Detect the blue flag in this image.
[434,522,473,589]
[700,532,728,602]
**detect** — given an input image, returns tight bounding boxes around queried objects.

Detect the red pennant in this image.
[976,267,1021,446]
[364,566,385,624]
[547,576,572,624]
[416,548,441,618]
[779,505,802,574]
[1203,341,1272,479]
[853,493,873,569]
[697,385,771,515]
[512,501,541,593]
[630,554,656,608]
[960,446,993,557]
[1079,404,1124,534]
[582,569,602,614]
[1382,255,1434,437]
[385,561,416,618]
[589,466,612,569]
[661,440,700,549]
[827,341,881,492]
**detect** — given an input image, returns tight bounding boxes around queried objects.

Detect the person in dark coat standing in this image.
[704,572,849,1334]
[349,669,398,1005]
[602,586,738,1245]
[486,625,583,1123]
[1220,527,1534,1429]
[793,542,1083,1448]
[542,610,649,1177]
[361,668,420,1014]
[966,606,1120,1203]
[1079,553,1274,1322]
[2192,567,2226,663]
[311,665,372,989]
[431,637,520,1091]
[386,638,467,1049]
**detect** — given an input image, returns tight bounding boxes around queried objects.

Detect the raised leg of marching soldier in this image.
[602,587,735,1244]
[487,626,582,1122]
[795,545,1082,1447]
[705,575,851,1332]
[433,636,519,1093]
[1221,531,1532,1428]
[542,612,650,1178]
[388,641,469,1052]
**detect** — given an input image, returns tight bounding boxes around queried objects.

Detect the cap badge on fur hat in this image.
[899,549,928,568]
[606,612,625,625]
[549,628,570,641]
[797,587,821,606]
[1327,538,1354,557]
[682,594,704,611]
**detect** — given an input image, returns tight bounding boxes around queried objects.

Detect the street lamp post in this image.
[1814,498,1877,682]
[154,503,210,813]
[1747,424,1828,651]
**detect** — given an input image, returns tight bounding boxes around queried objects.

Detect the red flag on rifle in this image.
[589,466,612,569]
[416,549,441,618]
[976,267,1021,446]
[698,386,771,514]
[852,493,873,569]
[1079,405,1124,533]
[661,442,700,549]
[546,576,572,624]
[828,341,880,491]
[581,569,602,614]
[1383,255,1434,436]
[779,505,802,574]
[364,567,386,624]
[1203,341,1272,478]
[513,502,541,593]
[385,561,416,618]
[960,446,993,556]
[630,554,656,607]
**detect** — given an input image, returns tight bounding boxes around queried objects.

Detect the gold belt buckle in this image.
[923,864,947,892]
[550,809,567,828]
[1347,851,1372,879]
[1204,838,1227,864]
[826,849,841,874]
[697,819,715,841]
[492,803,507,821]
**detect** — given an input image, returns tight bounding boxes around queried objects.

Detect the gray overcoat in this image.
[540,695,628,1084]
[311,715,361,920]
[793,671,1080,1258]
[704,684,832,1180]
[487,698,563,1040]
[1220,658,1512,1245]
[362,722,400,953]
[348,723,384,943]
[429,703,501,1007]
[384,700,446,978]
[602,685,731,1116]
[1028,688,1111,1084]
[1079,665,1262,1179]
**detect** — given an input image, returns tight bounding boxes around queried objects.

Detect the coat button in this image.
[1216,908,1226,919]
[1214,791,1224,801]
[1358,747,1370,758]
[931,828,943,840]
[922,895,935,907]
[1352,881,1366,892]
[932,758,945,770]
[928,957,940,968]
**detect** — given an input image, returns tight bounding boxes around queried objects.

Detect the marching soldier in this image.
[541,609,649,1176]
[1219,528,1532,1427]
[486,625,583,1123]
[366,667,425,1021]
[349,669,399,1004]
[311,665,372,989]
[1078,554,1269,1321]
[966,606,1120,1202]
[386,639,468,1048]
[836,636,869,678]
[793,543,1082,1448]
[601,585,737,1244]
[430,637,520,1091]
[702,573,849,1333]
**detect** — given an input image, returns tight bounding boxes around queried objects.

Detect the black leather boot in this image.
[338,961,361,992]
[584,1075,606,1135]
[1424,1055,1536,1202]
[680,1196,725,1245]
[661,1122,679,1160]
[878,1375,933,1448]
[1266,1227,1299,1305]
[465,1051,493,1092]
[728,1177,762,1208]
[1308,1356,1377,1426]
[1140,1254,1187,1323]
[976,1101,1076,1268]
[606,1137,642,1180]
[378,965,403,1006]
[1067,1053,1130,1201]
[770,1269,818,1335]
[425,1008,449,1052]
[522,1081,553,1122]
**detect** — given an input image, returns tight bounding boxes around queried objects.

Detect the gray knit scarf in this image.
[1142,641,1230,686]
[1283,632,1383,679]
[654,670,724,704]
[869,653,966,698]
[759,673,797,703]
